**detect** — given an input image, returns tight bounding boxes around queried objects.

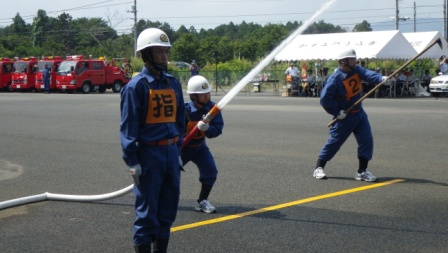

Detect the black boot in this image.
[135,244,152,253]
[152,238,169,253]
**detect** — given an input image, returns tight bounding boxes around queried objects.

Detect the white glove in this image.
[129,164,142,185]
[336,110,347,120]
[382,76,388,82]
[197,120,209,132]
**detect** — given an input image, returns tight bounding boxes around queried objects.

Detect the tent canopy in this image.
[402,31,448,59]
[275,30,418,61]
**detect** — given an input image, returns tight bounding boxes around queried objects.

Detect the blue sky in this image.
[0,0,446,36]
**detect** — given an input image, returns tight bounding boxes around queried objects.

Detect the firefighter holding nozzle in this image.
[312,48,387,182]
[181,75,224,214]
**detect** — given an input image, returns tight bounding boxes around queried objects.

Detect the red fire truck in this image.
[10,57,38,91]
[55,55,131,94]
[0,58,15,91]
[34,56,63,92]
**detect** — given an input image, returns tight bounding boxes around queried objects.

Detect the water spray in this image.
[1,0,338,211]
[183,0,337,148]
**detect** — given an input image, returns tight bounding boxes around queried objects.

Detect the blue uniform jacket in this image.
[320,66,383,117]
[184,100,223,145]
[120,66,185,167]
[42,68,50,81]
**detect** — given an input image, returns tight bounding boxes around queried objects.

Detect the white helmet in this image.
[187,75,212,94]
[136,28,171,52]
[338,48,357,60]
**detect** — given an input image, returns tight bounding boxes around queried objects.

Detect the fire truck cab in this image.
[35,56,63,92]
[55,55,131,94]
[0,58,15,91]
[10,57,38,91]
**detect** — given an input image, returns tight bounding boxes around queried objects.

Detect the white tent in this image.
[275,30,418,61]
[402,31,448,59]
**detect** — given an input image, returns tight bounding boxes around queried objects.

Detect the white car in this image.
[429,74,448,97]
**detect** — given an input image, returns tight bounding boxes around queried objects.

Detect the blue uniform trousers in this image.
[181,143,217,186]
[44,79,50,91]
[318,112,373,162]
[133,144,180,246]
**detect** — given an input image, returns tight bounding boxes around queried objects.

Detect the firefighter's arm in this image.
[204,112,224,139]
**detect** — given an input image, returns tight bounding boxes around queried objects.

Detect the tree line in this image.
[1,10,434,86]
[0,10,355,66]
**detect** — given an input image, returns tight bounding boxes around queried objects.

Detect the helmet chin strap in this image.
[341,59,355,71]
[142,49,167,72]
[193,94,210,107]
[149,60,167,72]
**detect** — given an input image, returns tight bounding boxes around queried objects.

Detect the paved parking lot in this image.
[0,92,447,252]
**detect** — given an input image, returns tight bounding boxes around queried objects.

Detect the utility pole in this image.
[128,0,138,57]
[414,2,416,32]
[395,0,399,30]
[445,0,447,40]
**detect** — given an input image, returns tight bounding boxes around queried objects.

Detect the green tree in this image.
[304,20,346,34]
[48,13,75,55]
[257,24,288,56]
[217,36,234,62]
[2,13,32,56]
[353,20,372,32]
[31,9,50,47]
[234,38,259,62]
[170,33,199,63]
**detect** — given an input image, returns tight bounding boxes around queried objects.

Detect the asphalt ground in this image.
[0,91,447,253]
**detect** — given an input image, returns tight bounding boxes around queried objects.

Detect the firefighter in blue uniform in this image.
[181,75,224,213]
[312,48,387,182]
[120,28,186,253]
[42,63,51,93]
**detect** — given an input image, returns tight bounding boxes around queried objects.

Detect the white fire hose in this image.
[0,184,133,210]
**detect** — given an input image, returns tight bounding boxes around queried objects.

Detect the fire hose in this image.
[327,38,443,127]
[0,0,336,211]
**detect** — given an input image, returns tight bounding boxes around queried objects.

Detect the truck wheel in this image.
[82,83,91,94]
[98,86,106,93]
[112,80,123,93]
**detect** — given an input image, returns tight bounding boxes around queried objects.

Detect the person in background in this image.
[321,67,329,88]
[120,27,186,253]
[406,69,418,95]
[42,63,51,94]
[421,69,431,93]
[376,69,388,97]
[358,60,366,69]
[395,69,407,96]
[439,55,448,75]
[312,48,386,182]
[306,69,316,97]
[316,68,324,97]
[285,62,300,96]
[189,60,200,77]
[182,75,224,214]
[285,62,299,79]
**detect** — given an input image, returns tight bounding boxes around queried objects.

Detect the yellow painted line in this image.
[171,179,404,232]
